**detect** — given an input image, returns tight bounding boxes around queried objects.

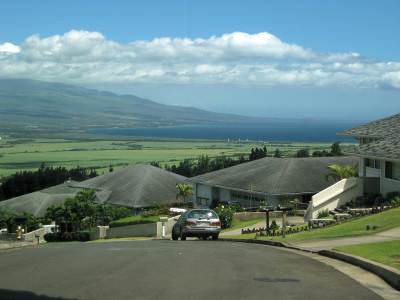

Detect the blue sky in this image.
[0,0,399,121]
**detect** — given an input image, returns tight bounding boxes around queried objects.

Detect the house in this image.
[0,165,187,217]
[339,113,400,196]
[187,156,358,209]
[305,113,400,220]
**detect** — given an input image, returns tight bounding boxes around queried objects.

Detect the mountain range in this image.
[0,79,271,137]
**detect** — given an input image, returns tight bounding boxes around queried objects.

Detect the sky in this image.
[0,0,399,122]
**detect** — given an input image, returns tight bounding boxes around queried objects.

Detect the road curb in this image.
[220,238,400,291]
[319,249,400,291]
[219,238,319,253]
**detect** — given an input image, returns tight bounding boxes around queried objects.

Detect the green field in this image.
[336,240,400,270]
[0,137,349,177]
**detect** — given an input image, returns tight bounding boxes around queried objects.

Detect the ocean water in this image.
[89,121,359,142]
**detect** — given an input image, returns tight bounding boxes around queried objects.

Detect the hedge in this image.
[44,231,90,242]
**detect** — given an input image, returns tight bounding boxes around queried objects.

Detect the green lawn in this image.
[0,137,347,176]
[336,240,400,270]
[224,207,400,242]
[109,215,166,228]
[223,217,265,232]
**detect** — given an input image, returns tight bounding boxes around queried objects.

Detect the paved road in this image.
[291,227,400,251]
[0,240,382,300]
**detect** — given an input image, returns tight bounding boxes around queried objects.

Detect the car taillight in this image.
[186,220,196,226]
[211,221,221,226]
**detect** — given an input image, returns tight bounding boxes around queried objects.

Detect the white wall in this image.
[306,178,363,220]
[157,216,178,238]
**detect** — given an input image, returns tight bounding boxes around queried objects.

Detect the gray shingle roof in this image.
[0,181,81,217]
[345,139,400,161]
[338,113,400,138]
[188,156,358,195]
[74,164,187,208]
[338,113,400,160]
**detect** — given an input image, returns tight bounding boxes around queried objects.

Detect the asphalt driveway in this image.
[0,240,382,300]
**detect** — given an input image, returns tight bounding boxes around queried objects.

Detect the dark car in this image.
[172,209,221,240]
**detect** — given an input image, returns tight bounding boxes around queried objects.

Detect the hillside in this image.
[0,79,266,137]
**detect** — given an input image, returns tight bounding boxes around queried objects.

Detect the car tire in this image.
[180,232,186,241]
[212,234,219,240]
[172,229,178,241]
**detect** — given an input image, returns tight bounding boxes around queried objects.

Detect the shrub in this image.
[214,205,234,229]
[44,232,59,242]
[390,196,400,207]
[317,209,330,219]
[270,220,279,232]
[386,192,400,200]
[43,231,90,242]
[229,203,244,213]
[73,231,90,241]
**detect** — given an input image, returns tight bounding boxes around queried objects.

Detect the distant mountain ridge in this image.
[0,78,272,136]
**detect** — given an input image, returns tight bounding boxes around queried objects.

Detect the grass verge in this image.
[109,215,166,228]
[222,207,400,242]
[335,240,400,270]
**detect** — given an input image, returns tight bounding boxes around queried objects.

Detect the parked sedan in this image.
[172,209,221,240]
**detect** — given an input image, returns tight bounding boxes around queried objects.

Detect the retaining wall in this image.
[106,223,157,238]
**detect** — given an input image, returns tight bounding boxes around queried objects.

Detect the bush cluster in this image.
[317,209,330,219]
[44,231,90,242]
[345,192,400,209]
[213,205,234,229]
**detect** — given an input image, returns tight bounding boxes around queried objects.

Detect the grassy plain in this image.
[0,137,347,177]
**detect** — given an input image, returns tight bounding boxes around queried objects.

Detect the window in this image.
[385,161,393,178]
[375,160,381,169]
[365,158,380,169]
[386,161,400,180]
[365,158,371,167]
[394,163,400,180]
[187,210,218,219]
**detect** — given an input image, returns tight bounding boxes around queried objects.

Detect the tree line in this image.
[153,142,342,177]
[0,163,97,201]
[296,142,342,158]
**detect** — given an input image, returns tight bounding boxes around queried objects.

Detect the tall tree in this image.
[331,142,342,156]
[326,164,358,181]
[176,183,194,203]
[274,149,282,158]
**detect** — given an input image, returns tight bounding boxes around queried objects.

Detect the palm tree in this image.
[176,183,194,203]
[326,164,358,181]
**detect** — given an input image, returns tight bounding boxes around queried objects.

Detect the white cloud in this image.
[0,42,20,53]
[0,29,399,89]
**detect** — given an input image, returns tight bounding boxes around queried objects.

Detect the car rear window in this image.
[187,210,218,219]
